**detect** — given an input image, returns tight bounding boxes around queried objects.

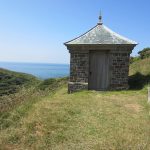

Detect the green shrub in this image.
[129,72,150,89]
[0,68,40,96]
[38,77,68,90]
[138,47,150,59]
[130,56,140,64]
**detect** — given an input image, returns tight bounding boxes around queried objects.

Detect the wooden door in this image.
[89,51,110,90]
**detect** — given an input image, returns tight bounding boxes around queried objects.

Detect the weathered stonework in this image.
[68,51,89,93]
[68,82,88,93]
[109,51,130,90]
[68,46,132,93]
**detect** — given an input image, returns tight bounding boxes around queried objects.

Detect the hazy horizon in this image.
[0,61,69,79]
[0,61,69,65]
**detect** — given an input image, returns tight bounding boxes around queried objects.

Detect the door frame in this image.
[88,50,111,90]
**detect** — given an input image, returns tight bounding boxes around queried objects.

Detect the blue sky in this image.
[0,0,149,64]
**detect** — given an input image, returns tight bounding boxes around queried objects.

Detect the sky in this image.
[0,0,149,64]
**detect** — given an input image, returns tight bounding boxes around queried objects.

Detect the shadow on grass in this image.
[129,72,150,90]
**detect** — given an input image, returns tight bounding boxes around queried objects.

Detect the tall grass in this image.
[129,57,150,89]
[0,68,39,96]
[0,77,67,113]
[129,57,150,76]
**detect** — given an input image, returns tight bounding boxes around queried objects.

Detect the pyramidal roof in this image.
[65,19,137,45]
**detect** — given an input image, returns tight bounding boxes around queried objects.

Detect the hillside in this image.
[129,57,150,89]
[0,68,39,96]
[0,58,150,149]
[129,57,150,75]
[0,86,149,149]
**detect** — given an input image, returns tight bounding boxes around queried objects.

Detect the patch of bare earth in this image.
[125,103,143,113]
[1,144,19,150]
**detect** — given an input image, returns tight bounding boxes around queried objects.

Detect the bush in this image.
[130,56,140,64]
[138,47,150,59]
[0,68,39,96]
[129,72,150,89]
[38,77,68,90]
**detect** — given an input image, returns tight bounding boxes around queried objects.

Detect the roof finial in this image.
[98,11,103,25]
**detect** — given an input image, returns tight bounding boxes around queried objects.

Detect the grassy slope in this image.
[0,86,149,149]
[129,58,150,89]
[0,59,150,149]
[129,57,150,75]
[0,68,39,96]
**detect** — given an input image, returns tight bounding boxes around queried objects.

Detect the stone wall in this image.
[68,47,132,93]
[109,52,130,90]
[68,52,89,93]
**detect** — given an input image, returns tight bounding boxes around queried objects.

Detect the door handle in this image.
[89,71,92,75]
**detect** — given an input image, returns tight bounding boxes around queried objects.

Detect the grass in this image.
[0,68,39,96]
[129,57,150,76]
[129,57,150,89]
[0,58,150,149]
[0,77,67,112]
[0,86,150,149]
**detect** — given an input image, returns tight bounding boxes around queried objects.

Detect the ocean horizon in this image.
[0,61,69,79]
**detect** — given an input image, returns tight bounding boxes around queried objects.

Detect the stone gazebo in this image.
[64,15,137,93]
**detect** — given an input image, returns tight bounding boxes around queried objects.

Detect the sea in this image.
[0,62,69,79]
